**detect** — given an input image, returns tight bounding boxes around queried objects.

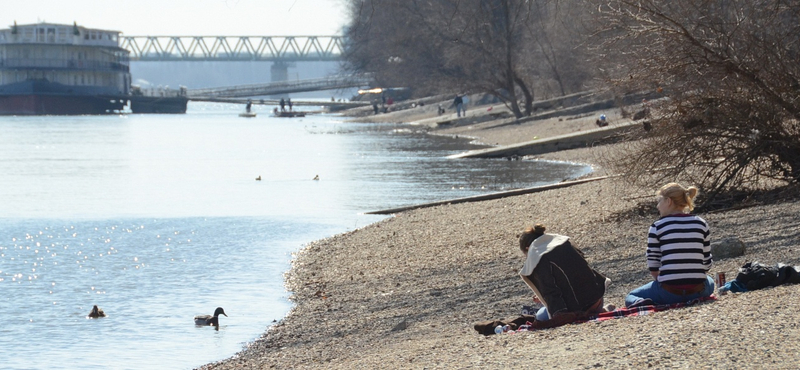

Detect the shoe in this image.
[628,298,654,308]
[529,311,579,329]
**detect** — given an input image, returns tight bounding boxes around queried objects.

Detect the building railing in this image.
[0,58,129,72]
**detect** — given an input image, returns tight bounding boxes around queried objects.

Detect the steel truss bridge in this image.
[187,75,373,99]
[121,36,344,62]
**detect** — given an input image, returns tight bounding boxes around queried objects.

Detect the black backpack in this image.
[735,261,800,290]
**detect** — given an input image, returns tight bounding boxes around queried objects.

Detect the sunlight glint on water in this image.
[0,102,591,369]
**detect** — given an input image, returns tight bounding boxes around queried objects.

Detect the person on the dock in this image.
[372,99,379,115]
[280,98,286,112]
[287,98,293,111]
[245,99,252,113]
[454,95,464,117]
[519,224,613,327]
[625,183,714,307]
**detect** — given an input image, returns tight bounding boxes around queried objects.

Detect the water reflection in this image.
[0,108,592,369]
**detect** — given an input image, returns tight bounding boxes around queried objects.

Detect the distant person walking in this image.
[454,95,464,117]
[245,99,252,113]
[287,98,293,111]
[279,98,286,112]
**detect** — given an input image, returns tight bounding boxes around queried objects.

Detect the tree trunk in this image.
[507,89,523,118]
[514,75,534,116]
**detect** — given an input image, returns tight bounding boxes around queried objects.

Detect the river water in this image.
[0,102,591,369]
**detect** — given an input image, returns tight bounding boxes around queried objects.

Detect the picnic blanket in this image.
[476,296,717,335]
[581,295,717,324]
[505,296,717,334]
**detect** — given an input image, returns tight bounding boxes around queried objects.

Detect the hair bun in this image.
[533,224,546,234]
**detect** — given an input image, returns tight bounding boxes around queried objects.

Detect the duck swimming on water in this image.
[88,305,106,318]
[194,307,227,326]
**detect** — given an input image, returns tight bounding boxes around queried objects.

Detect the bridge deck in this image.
[187,75,372,98]
[189,97,370,108]
[122,36,344,62]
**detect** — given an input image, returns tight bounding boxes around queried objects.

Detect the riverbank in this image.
[201,99,800,369]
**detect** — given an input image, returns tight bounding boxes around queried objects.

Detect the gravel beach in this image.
[201,103,800,369]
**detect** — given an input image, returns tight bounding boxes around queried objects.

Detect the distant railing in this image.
[132,85,187,98]
[121,36,345,62]
[0,58,129,72]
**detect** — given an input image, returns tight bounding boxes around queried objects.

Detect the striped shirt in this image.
[647,214,712,285]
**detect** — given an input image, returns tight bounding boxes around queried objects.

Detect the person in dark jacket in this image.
[453,95,464,117]
[519,224,612,326]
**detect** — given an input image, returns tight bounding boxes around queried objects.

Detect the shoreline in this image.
[202,99,800,369]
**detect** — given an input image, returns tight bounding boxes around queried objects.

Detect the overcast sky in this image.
[1,0,348,36]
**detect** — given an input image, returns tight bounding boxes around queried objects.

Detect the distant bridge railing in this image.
[121,36,345,62]
[187,75,372,98]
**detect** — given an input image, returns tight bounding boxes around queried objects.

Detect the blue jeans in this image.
[625,275,715,307]
[535,306,550,321]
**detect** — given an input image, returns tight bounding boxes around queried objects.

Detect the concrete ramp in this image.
[365,176,609,215]
[449,120,640,159]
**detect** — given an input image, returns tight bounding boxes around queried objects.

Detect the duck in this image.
[256,175,261,181]
[194,307,227,326]
[88,305,106,318]
[312,175,319,181]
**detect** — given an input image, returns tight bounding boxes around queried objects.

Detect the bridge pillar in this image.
[270,62,290,82]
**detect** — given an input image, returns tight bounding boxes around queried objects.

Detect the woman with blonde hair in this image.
[625,182,715,307]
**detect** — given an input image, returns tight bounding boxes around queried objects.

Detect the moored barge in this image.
[0,22,130,115]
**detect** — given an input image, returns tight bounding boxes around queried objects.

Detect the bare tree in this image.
[595,0,800,196]
[343,0,596,118]
[525,1,595,97]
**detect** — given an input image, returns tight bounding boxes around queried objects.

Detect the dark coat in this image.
[520,235,607,315]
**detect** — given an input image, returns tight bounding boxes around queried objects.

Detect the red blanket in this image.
[509,295,717,332]
[585,295,717,323]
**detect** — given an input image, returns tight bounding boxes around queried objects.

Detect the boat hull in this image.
[0,94,126,115]
[129,96,188,114]
[274,111,306,118]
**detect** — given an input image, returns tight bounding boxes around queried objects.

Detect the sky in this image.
[1,0,349,36]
